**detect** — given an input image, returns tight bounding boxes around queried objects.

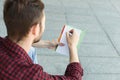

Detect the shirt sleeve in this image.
[37,62,83,80]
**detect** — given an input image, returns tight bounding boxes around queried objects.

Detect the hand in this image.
[66,29,79,63]
[66,29,79,49]
[47,39,65,50]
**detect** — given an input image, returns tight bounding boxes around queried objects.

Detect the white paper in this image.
[56,25,82,55]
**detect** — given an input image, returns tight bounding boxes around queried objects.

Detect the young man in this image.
[0,0,83,80]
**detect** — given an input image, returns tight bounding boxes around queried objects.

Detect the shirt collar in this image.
[0,36,33,64]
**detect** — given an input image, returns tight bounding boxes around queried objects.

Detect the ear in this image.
[31,23,40,37]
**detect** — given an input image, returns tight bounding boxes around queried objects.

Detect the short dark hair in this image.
[3,0,44,41]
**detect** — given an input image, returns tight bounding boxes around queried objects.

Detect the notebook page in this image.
[56,25,82,55]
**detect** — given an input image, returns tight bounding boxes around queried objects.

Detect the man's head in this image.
[3,0,45,43]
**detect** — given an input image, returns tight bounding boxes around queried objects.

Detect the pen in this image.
[69,32,72,37]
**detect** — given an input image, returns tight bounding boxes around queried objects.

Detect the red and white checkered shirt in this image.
[0,37,83,80]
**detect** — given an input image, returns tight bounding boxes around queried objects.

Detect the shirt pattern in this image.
[0,37,83,80]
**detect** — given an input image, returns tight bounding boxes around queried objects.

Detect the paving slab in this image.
[67,15,98,24]
[78,43,118,57]
[103,24,120,34]
[84,74,120,80]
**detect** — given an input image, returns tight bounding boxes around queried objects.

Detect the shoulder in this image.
[19,64,44,79]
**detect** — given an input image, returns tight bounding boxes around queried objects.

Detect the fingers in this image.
[66,29,75,39]
[58,43,65,46]
[66,31,70,40]
[69,29,74,34]
[52,40,64,46]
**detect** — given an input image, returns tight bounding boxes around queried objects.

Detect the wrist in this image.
[69,45,77,51]
[69,46,79,63]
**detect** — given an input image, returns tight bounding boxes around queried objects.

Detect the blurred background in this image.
[0,0,120,80]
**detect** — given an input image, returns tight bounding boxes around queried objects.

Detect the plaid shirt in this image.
[0,37,83,80]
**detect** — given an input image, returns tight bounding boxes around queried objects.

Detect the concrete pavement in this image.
[0,0,120,80]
